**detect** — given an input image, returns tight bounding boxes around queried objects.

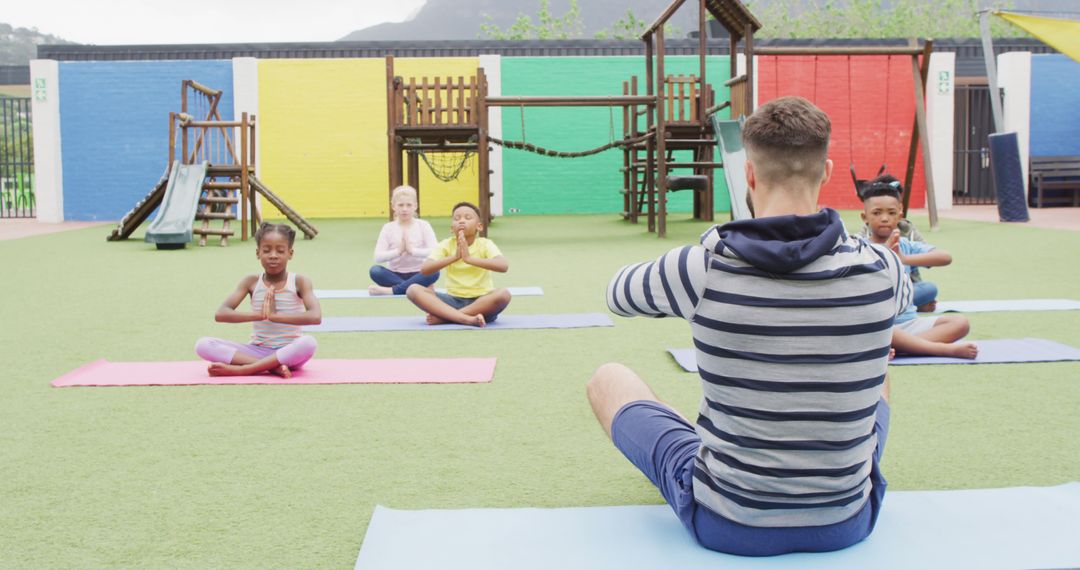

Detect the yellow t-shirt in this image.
[429,237,503,298]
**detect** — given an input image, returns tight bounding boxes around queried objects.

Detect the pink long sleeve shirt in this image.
[373,219,439,273]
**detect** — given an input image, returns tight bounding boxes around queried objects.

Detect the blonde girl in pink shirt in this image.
[368,185,440,296]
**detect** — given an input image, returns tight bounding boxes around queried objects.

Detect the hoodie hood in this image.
[701,208,847,274]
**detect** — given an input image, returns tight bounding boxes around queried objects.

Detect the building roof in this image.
[36,37,1058,79]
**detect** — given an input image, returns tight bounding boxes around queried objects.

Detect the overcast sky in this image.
[5,0,428,45]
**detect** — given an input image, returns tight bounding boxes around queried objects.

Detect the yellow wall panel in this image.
[257,57,481,220]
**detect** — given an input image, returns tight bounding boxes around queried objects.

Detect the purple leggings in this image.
[194,336,317,368]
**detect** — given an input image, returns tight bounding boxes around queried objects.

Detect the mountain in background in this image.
[340,0,1080,41]
[0,23,75,65]
[341,0,698,41]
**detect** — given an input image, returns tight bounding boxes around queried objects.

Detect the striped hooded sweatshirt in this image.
[607,208,911,528]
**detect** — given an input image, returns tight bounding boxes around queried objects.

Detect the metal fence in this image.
[1,97,34,218]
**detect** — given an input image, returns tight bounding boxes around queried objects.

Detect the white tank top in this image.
[250,272,303,348]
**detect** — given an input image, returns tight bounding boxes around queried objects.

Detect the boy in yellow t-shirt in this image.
[405,202,511,327]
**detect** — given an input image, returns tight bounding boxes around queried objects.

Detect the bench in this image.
[1029,155,1080,207]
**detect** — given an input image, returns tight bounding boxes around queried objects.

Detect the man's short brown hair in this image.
[741,96,831,186]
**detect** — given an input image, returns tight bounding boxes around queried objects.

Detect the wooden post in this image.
[181,82,189,165]
[656,26,669,238]
[240,112,249,241]
[250,115,260,229]
[698,0,706,127]
[168,112,176,169]
[904,39,938,229]
[386,56,401,221]
[622,80,632,221]
[645,36,657,233]
[477,68,492,237]
[745,23,755,115]
[407,150,420,216]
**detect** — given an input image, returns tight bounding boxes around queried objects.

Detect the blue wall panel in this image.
[59,60,233,220]
[1029,54,1080,157]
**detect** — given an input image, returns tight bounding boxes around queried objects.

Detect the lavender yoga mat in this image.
[890,338,1080,365]
[933,298,1080,313]
[316,286,544,299]
[307,313,613,333]
[669,339,1080,372]
[50,358,497,387]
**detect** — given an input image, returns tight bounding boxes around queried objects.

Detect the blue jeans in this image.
[611,399,890,556]
[369,265,439,296]
[912,280,938,308]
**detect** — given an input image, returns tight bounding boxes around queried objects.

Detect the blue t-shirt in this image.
[895,238,936,323]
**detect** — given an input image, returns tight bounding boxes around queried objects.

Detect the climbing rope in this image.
[487,130,654,159]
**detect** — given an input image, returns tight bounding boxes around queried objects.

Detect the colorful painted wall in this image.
[1029,54,1080,158]
[44,52,961,221]
[757,55,927,210]
[58,60,233,221]
[257,57,481,219]
[499,56,732,216]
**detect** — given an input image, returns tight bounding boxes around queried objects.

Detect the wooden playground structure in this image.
[385,0,938,236]
[108,80,316,245]
[386,0,761,238]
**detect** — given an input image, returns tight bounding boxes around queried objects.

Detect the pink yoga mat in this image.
[51,358,497,387]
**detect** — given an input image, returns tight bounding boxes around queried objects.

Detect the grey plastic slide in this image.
[710,116,752,221]
[145,161,208,247]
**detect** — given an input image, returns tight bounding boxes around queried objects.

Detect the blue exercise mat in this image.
[307,313,613,332]
[316,286,544,299]
[670,338,1080,371]
[355,483,1080,570]
[891,338,1080,365]
[934,298,1080,313]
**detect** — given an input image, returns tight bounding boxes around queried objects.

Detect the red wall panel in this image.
[757,55,926,210]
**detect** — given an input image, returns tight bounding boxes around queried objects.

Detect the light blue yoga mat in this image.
[307,313,612,333]
[934,298,1080,313]
[355,483,1080,570]
[669,339,1080,371]
[891,338,1080,365]
[316,286,544,299]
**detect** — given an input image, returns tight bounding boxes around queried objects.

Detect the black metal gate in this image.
[1,97,35,218]
[953,84,996,205]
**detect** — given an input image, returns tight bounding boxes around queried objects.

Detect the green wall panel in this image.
[500,56,733,216]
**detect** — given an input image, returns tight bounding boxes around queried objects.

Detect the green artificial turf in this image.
[1,212,1078,568]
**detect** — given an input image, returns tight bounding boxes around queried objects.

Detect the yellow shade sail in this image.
[997,11,1080,65]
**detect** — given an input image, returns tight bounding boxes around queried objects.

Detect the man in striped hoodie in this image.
[588,96,912,556]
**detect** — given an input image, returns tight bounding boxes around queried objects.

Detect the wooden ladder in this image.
[195,177,239,246]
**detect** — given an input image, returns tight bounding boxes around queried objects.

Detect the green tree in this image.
[479,0,585,40]
[594,10,649,39]
[745,0,1027,39]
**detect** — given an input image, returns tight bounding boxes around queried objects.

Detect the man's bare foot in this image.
[888,348,896,360]
[944,342,979,359]
[426,313,448,325]
[270,364,292,379]
[368,285,393,296]
[208,362,251,376]
[917,300,937,313]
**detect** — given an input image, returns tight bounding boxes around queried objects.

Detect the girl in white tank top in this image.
[194,223,322,379]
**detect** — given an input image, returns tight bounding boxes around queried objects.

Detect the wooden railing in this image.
[725,74,750,120]
[664,74,702,124]
[169,113,255,169]
[395,76,481,127]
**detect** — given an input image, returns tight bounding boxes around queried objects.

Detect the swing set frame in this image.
[754,40,939,227]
